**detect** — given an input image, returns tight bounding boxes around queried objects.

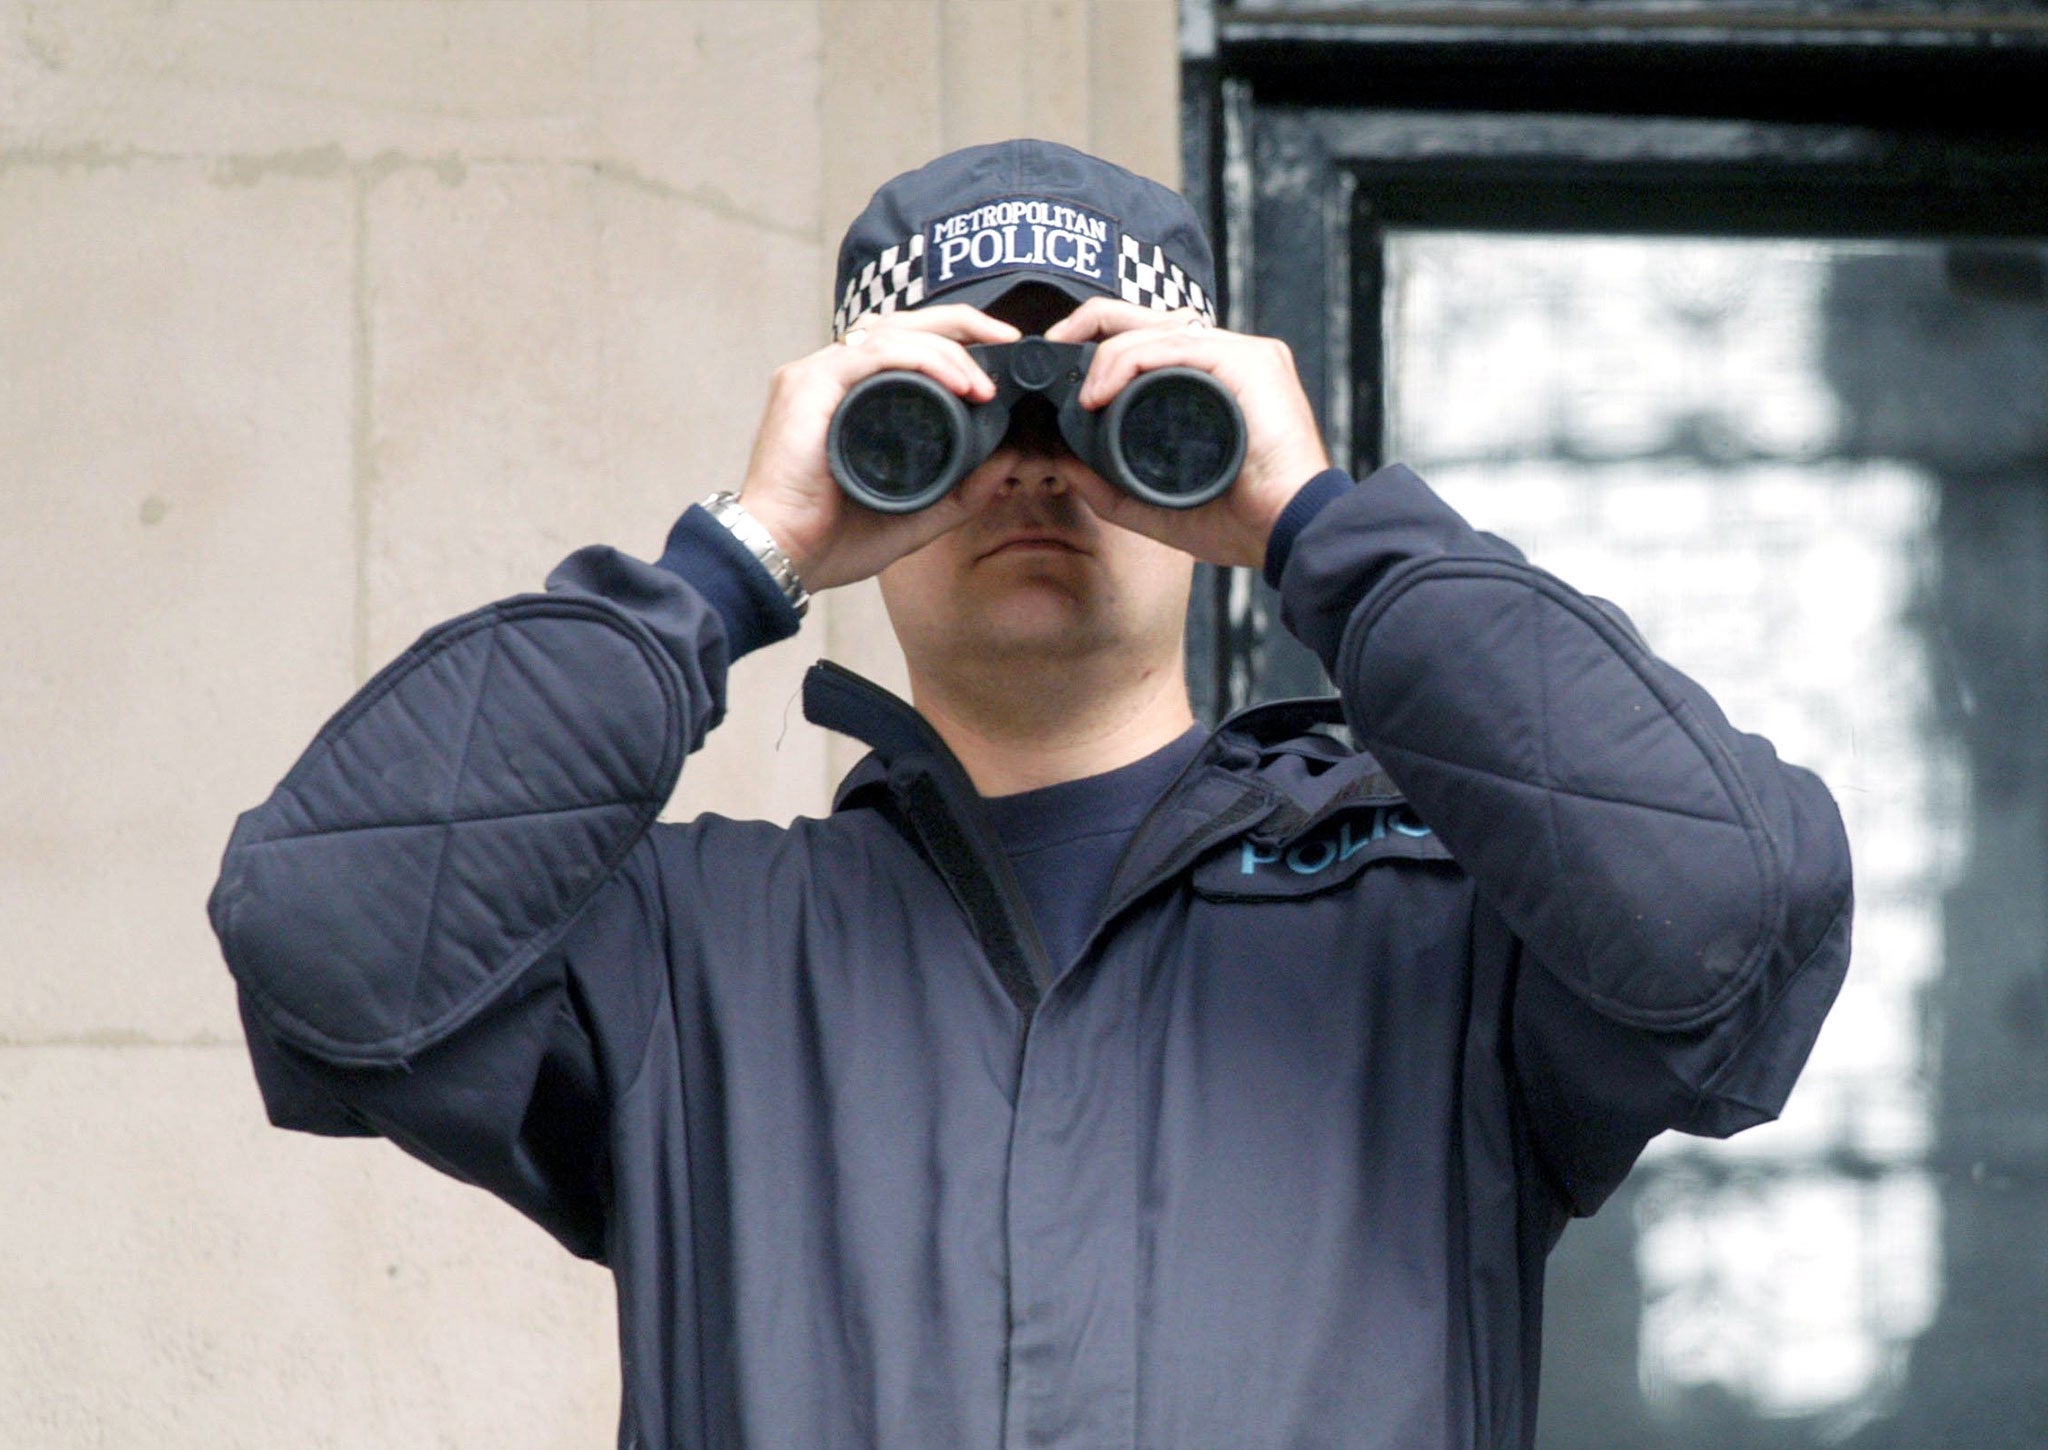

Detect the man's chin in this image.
[957,591,1108,661]
[978,620,1102,663]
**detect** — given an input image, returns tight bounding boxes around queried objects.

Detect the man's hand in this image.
[1044,299,1332,570]
[736,305,1021,592]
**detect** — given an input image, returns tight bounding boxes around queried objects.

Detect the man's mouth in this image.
[979,533,1086,560]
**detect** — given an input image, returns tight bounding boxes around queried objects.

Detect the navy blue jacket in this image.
[209,465,1852,1448]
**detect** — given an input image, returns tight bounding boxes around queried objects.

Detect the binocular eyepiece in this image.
[827,338,1246,514]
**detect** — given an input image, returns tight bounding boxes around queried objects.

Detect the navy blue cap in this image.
[831,139,1218,338]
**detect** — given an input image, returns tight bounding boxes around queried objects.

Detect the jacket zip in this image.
[804,661,1064,1450]
[802,661,1054,1014]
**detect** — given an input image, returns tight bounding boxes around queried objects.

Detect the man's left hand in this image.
[1043,298,1332,569]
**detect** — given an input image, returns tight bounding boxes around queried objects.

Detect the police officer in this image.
[214,139,1853,1448]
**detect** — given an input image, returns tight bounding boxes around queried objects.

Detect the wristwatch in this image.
[702,491,810,619]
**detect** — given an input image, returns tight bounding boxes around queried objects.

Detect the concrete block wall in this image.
[0,2,1177,1442]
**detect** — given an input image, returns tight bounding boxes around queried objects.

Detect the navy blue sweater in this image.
[986,726,1207,982]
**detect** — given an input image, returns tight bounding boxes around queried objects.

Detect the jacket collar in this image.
[802,661,951,813]
[802,659,1398,828]
[799,660,1413,1006]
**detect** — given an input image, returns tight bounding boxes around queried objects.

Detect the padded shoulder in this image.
[1343,557,1784,1029]
[211,595,687,1066]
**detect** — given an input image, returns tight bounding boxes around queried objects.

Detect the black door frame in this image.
[1180,0,2048,716]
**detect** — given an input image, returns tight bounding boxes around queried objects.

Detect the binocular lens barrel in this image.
[828,340,1245,514]
[827,373,972,514]
[1102,369,1245,509]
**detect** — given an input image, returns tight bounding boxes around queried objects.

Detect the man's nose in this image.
[1000,458,1069,495]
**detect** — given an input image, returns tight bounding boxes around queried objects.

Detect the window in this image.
[1184,5,2048,1442]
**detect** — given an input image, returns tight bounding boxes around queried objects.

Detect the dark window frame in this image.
[1179,0,2048,716]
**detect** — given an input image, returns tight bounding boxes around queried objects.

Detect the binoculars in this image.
[826,338,1246,514]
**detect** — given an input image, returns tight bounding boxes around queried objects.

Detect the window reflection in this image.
[1386,234,2047,1444]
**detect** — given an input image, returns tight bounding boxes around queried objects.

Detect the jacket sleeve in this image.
[1276,466,1855,1217]
[207,510,799,1257]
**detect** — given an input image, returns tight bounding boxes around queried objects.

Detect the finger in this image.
[1078,326,1228,409]
[1042,295,1173,344]
[848,303,1021,347]
[921,303,1024,345]
[833,327,998,398]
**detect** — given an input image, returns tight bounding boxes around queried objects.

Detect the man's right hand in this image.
[736,304,1022,592]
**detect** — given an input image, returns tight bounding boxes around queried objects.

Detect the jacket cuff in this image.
[1262,467,1356,589]
[1275,462,1521,671]
[656,504,803,660]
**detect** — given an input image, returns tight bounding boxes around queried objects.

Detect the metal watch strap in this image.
[702,491,810,619]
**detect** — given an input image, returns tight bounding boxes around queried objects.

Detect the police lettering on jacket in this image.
[1240,803,1434,879]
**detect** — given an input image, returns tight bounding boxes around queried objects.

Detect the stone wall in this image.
[0,2,1177,1441]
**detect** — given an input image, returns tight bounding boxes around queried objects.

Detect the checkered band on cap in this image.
[832,229,1217,338]
[1117,237,1216,325]
[832,234,927,339]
